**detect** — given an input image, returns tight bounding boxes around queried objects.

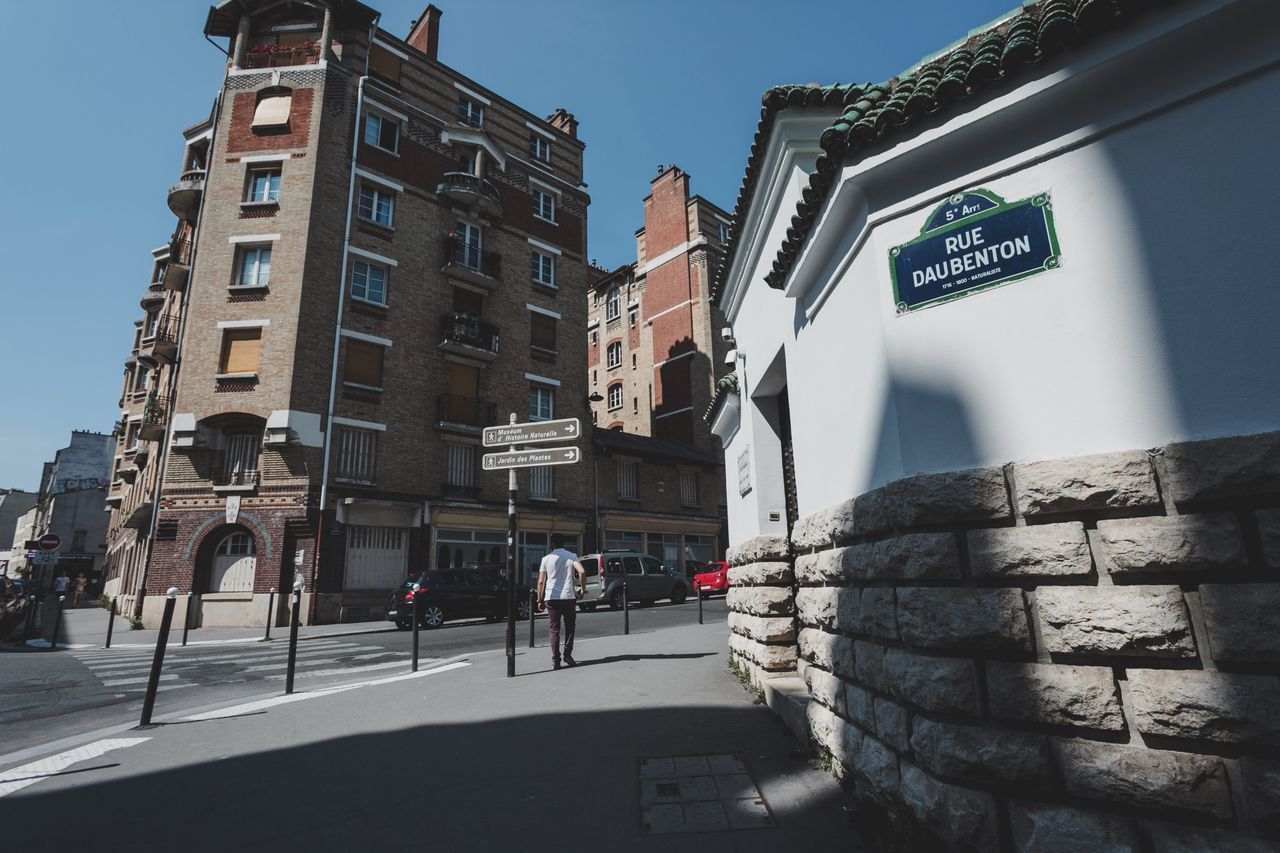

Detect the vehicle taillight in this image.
[404,590,415,602]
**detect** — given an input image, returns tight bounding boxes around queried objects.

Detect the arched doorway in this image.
[210,531,256,592]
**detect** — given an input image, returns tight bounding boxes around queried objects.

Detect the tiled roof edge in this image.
[701,372,740,425]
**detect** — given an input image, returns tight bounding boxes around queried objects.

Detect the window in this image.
[719,223,730,244]
[343,339,385,389]
[363,113,399,153]
[684,534,716,563]
[251,90,292,130]
[143,311,159,339]
[617,460,637,499]
[529,134,551,162]
[590,330,598,345]
[680,471,699,506]
[529,385,555,421]
[454,221,482,270]
[236,246,271,288]
[529,465,554,499]
[631,354,637,370]
[358,185,394,227]
[445,443,475,487]
[606,287,621,321]
[351,260,388,305]
[607,342,621,369]
[457,97,483,127]
[219,328,261,376]
[531,250,555,287]
[222,433,261,485]
[628,309,637,328]
[633,397,638,413]
[592,369,597,386]
[530,313,557,355]
[71,530,87,552]
[334,426,377,482]
[533,189,556,222]
[246,168,280,203]
[132,364,149,392]
[605,530,642,552]
[607,383,622,411]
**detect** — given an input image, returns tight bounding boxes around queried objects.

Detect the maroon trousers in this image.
[545,599,577,663]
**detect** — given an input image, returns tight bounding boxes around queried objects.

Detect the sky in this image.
[0,0,1014,490]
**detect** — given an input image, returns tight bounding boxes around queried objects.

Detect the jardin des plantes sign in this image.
[889,188,1061,313]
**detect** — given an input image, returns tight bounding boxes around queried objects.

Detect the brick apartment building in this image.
[104,0,593,626]
[586,166,730,567]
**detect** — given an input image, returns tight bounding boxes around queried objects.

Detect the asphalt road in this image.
[0,596,728,752]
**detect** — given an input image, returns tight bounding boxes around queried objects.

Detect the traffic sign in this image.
[482,446,580,471]
[482,418,580,448]
[38,533,61,551]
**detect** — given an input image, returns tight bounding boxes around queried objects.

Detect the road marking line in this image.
[0,738,150,798]
[262,659,416,680]
[102,674,180,687]
[76,639,358,663]
[84,645,368,673]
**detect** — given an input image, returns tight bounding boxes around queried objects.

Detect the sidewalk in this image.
[0,619,860,852]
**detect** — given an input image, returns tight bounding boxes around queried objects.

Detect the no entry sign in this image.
[38,533,61,551]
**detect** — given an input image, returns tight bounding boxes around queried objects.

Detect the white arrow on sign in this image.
[482,446,580,471]
[482,418,580,448]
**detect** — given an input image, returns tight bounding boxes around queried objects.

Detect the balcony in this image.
[118,465,139,484]
[139,282,165,310]
[441,483,480,501]
[213,468,260,493]
[435,394,498,432]
[439,311,500,361]
[121,501,153,529]
[441,236,500,289]
[436,172,502,219]
[167,169,206,222]
[139,314,179,364]
[164,237,193,291]
[241,43,322,70]
[138,394,170,441]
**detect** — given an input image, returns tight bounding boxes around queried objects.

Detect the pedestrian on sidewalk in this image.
[536,533,585,670]
[53,570,70,597]
[72,573,87,607]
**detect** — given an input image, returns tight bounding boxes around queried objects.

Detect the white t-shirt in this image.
[539,549,579,600]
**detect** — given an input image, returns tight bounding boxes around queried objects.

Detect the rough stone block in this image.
[845,683,876,731]
[1096,514,1245,575]
[1036,586,1195,658]
[1126,669,1280,747]
[1009,802,1139,852]
[728,633,796,671]
[883,466,1012,528]
[968,523,1093,578]
[1240,758,1280,835]
[1149,825,1277,853]
[791,499,856,550]
[1057,740,1233,819]
[1162,431,1280,504]
[726,586,795,617]
[806,699,842,756]
[883,647,980,715]
[896,587,1031,653]
[794,548,849,583]
[835,720,864,773]
[853,640,888,694]
[1200,584,1280,664]
[805,666,846,715]
[846,533,962,581]
[796,587,840,629]
[856,735,901,802]
[873,697,911,753]
[731,612,797,644]
[1259,509,1280,569]
[799,627,845,670]
[728,561,794,586]
[726,534,789,566]
[859,587,898,639]
[1015,451,1159,516]
[910,719,1051,788]
[987,662,1124,731]
[899,763,999,851]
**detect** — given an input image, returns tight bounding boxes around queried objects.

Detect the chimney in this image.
[547,108,578,140]
[406,5,443,61]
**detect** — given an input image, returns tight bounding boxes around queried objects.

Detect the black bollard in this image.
[49,595,66,650]
[284,590,301,694]
[263,588,276,641]
[139,590,179,727]
[105,596,117,649]
[24,594,37,639]
[623,582,629,636]
[181,591,194,646]
[528,588,536,648]
[411,584,421,673]
[698,585,704,625]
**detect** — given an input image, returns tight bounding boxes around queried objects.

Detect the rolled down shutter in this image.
[344,339,384,387]
[252,94,293,130]
[221,330,262,374]
[530,313,556,351]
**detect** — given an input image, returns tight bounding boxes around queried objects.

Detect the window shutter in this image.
[369,45,402,83]
[344,339,384,387]
[252,94,293,129]
[531,313,556,350]
[221,329,262,374]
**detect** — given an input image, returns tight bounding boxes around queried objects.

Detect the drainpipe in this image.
[313,18,379,623]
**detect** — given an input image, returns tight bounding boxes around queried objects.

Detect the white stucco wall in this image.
[719,0,1280,540]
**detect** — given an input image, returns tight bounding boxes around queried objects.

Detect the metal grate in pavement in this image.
[637,752,776,834]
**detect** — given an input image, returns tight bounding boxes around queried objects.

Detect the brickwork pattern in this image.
[783,431,1280,850]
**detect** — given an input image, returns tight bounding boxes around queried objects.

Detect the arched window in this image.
[607,342,621,369]
[607,383,623,411]
[210,531,256,592]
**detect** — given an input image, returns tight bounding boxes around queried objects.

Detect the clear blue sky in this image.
[0,0,1013,490]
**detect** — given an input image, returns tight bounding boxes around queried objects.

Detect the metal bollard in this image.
[623,582,629,636]
[181,591,194,646]
[105,596,117,649]
[411,583,421,673]
[50,595,66,650]
[528,588,536,648]
[263,588,276,641]
[139,588,179,727]
[24,594,37,639]
[698,585,704,625]
[285,589,301,694]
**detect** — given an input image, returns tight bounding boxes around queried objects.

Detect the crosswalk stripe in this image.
[0,738,150,798]
[102,674,180,687]
[237,653,407,674]
[74,639,358,663]
[78,642,364,670]
[263,659,415,680]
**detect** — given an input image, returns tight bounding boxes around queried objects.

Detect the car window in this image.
[642,557,664,575]
[605,557,624,575]
[624,557,643,575]
[581,558,598,577]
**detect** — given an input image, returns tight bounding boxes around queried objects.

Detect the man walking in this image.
[536,533,585,670]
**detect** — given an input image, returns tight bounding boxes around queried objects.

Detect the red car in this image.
[692,561,730,597]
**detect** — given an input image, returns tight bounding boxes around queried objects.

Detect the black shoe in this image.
[553,661,562,670]
[564,654,577,668]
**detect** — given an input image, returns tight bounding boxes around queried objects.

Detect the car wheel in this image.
[671,587,687,605]
[608,590,624,611]
[420,605,445,628]
[394,617,412,630]
[517,599,532,621]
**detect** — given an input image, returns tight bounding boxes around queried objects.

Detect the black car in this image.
[385,567,531,629]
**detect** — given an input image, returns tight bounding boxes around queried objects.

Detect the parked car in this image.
[577,551,690,611]
[385,567,530,629]
[693,561,731,598]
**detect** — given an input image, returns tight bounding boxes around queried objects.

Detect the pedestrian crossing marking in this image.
[0,738,149,798]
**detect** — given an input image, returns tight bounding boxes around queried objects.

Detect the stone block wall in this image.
[787,431,1280,851]
[725,534,797,687]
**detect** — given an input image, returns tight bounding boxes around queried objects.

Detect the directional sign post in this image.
[482,446,580,471]
[482,417,579,448]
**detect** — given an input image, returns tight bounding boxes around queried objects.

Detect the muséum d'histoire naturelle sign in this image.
[889,189,1061,313]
